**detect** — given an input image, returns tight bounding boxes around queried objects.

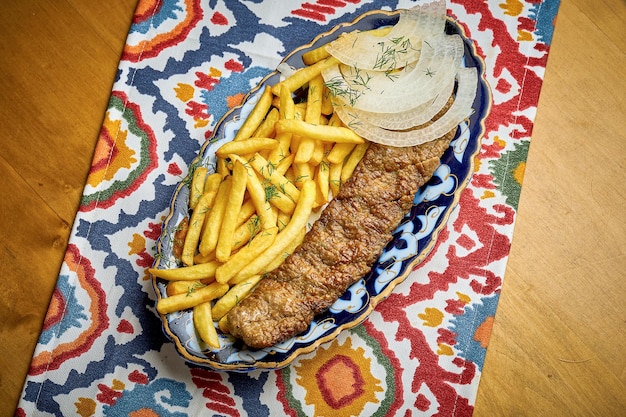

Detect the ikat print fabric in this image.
[16,0,560,415]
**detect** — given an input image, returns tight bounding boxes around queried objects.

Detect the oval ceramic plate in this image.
[152,9,491,371]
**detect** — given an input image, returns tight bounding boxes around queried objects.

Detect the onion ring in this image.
[333,67,478,147]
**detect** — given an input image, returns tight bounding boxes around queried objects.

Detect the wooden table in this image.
[1,0,624,415]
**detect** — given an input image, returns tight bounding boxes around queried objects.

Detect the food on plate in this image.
[150,0,478,352]
[227,131,455,348]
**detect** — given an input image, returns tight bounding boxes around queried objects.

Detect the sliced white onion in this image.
[325,0,447,71]
[323,34,463,114]
[342,76,455,130]
[333,67,478,147]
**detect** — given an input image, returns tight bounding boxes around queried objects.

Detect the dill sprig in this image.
[373,36,417,73]
[186,281,204,297]
[263,180,280,202]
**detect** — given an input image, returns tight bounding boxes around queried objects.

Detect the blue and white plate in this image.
[152,9,491,371]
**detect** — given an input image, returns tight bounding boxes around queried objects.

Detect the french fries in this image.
[211,274,263,321]
[194,302,220,348]
[231,180,315,283]
[153,45,373,344]
[149,261,219,281]
[156,281,229,315]
[215,161,248,262]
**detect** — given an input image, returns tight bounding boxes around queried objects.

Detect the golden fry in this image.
[232,153,294,217]
[294,162,313,189]
[309,139,328,166]
[232,155,280,226]
[302,44,331,65]
[235,199,256,228]
[204,172,223,193]
[211,274,263,320]
[253,227,305,277]
[171,217,188,261]
[316,159,331,202]
[252,107,279,138]
[341,142,370,183]
[275,119,364,144]
[321,85,334,115]
[327,110,342,127]
[271,56,339,96]
[193,301,220,349]
[181,184,220,266]
[329,161,343,197]
[189,166,208,210]
[233,86,273,141]
[231,214,261,251]
[215,227,278,284]
[199,176,232,256]
[166,280,204,297]
[295,75,325,164]
[327,142,356,164]
[268,86,296,165]
[279,84,296,120]
[248,153,300,203]
[231,180,316,282]
[305,75,324,123]
[149,261,220,281]
[215,137,278,158]
[218,315,230,333]
[295,138,315,164]
[275,154,295,176]
[194,251,215,265]
[216,161,248,262]
[277,210,291,231]
[216,157,230,177]
[156,281,229,315]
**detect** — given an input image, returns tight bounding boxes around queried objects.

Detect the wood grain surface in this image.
[1,0,624,415]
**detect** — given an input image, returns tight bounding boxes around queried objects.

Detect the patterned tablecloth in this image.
[16,0,560,415]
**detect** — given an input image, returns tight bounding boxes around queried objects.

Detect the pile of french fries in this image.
[150,45,371,349]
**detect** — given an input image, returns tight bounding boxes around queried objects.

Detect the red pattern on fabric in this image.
[291,0,362,22]
[275,369,298,417]
[97,383,123,406]
[437,328,458,346]
[81,90,159,212]
[185,100,210,120]
[445,298,467,315]
[318,0,349,7]
[372,302,475,417]
[195,72,220,91]
[168,163,182,176]
[224,59,244,73]
[190,368,241,416]
[211,11,228,25]
[292,8,327,21]
[135,248,154,268]
[362,320,404,416]
[144,221,162,241]
[28,244,109,375]
[133,0,163,24]
[374,186,513,414]
[128,370,149,384]
[122,0,204,62]
[316,355,365,408]
[451,0,549,141]
[42,288,66,331]
[116,319,134,334]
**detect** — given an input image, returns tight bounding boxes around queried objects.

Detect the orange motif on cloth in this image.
[294,337,383,416]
